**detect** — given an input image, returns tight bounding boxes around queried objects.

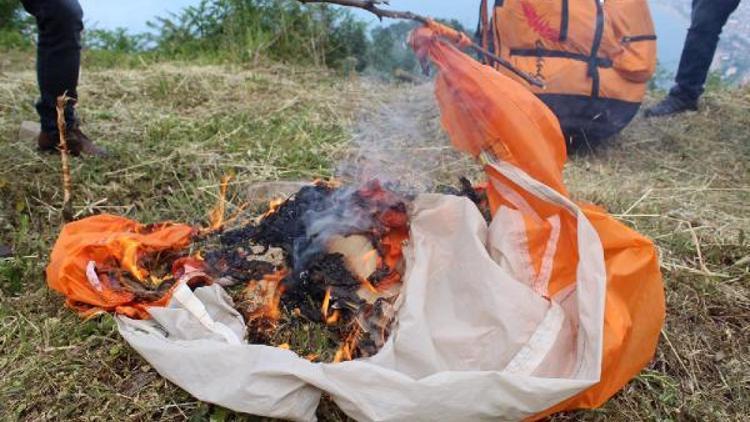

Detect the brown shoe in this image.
[68,126,108,157]
[37,127,108,157]
[37,131,59,153]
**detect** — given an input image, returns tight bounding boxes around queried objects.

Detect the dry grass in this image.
[1,53,748,421]
[557,91,750,420]
[0,57,362,421]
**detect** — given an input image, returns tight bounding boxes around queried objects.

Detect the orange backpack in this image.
[477,0,657,149]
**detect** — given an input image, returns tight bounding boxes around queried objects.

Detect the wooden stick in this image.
[297,0,544,87]
[299,0,429,23]
[55,94,74,221]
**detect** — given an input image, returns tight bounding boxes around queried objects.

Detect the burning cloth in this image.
[46,22,664,421]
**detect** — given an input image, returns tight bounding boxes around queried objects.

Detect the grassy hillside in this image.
[1,49,748,421]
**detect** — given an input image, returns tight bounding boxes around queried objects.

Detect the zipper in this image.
[622,35,657,43]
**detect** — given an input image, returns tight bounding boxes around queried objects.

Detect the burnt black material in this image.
[436,177,491,221]
[248,184,335,269]
[304,253,361,289]
[284,253,364,322]
[204,247,277,283]
[207,181,409,361]
[458,177,483,205]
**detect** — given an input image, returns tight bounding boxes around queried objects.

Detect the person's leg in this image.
[645,0,741,117]
[20,0,105,156]
[22,0,83,132]
[669,0,741,102]
[20,0,83,134]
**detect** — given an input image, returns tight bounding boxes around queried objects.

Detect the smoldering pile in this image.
[201,180,411,362]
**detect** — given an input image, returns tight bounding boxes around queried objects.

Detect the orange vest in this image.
[478,0,657,148]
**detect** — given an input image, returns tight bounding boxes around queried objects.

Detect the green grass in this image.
[1,49,748,421]
[0,52,360,420]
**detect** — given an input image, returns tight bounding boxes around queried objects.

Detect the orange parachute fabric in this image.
[46,214,195,319]
[414,22,568,197]
[410,23,664,416]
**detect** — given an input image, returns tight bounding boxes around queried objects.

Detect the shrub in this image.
[0,0,33,49]
[147,0,369,69]
[85,28,148,53]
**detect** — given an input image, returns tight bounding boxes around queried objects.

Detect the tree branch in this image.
[296,0,544,88]
[56,94,74,222]
[298,0,429,23]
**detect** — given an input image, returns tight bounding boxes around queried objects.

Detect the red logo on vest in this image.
[521,1,559,42]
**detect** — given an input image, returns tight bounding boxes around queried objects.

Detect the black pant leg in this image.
[670,0,741,102]
[21,0,83,133]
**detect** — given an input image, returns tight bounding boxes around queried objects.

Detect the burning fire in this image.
[203,178,411,362]
[262,198,285,219]
[322,287,332,319]
[209,175,233,230]
[238,270,288,340]
[322,287,342,325]
[118,238,147,282]
[333,325,362,363]
[51,175,491,363]
[326,310,341,325]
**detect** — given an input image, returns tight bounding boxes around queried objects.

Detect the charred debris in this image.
[103,178,487,362]
[200,180,411,362]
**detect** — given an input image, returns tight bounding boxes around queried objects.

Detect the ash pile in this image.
[201,180,411,363]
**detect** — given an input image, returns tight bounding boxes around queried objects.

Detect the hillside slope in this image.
[1,59,748,420]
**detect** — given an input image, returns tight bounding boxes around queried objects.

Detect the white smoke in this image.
[336,80,471,193]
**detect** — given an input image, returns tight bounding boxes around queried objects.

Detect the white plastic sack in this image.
[117,163,606,421]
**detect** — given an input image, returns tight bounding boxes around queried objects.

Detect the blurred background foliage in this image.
[0,0,470,78]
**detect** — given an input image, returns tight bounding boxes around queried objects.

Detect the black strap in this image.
[622,34,657,43]
[475,0,486,43]
[509,48,613,68]
[560,0,569,42]
[589,0,605,97]
[489,18,497,55]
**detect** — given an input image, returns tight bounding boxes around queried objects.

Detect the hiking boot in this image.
[643,95,698,118]
[37,127,108,157]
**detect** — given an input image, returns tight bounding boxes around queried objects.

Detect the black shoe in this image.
[643,95,698,118]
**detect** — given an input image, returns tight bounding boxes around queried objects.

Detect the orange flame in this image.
[322,287,341,325]
[261,198,285,219]
[266,271,286,321]
[209,175,233,230]
[119,238,147,281]
[322,287,332,319]
[333,325,361,363]
[326,310,341,325]
[313,178,342,189]
[360,277,378,294]
[244,270,287,324]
